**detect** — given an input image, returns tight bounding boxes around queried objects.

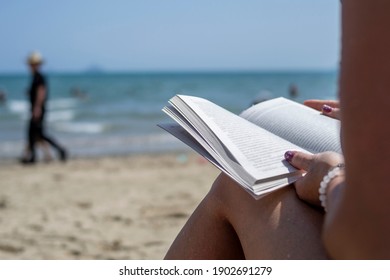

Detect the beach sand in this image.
[0,152,219,259]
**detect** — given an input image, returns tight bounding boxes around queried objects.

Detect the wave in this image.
[47,110,75,122]
[7,100,28,114]
[54,133,188,157]
[7,98,78,112]
[48,98,79,110]
[54,122,106,134]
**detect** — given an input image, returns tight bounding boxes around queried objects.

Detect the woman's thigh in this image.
[211,174,327,259]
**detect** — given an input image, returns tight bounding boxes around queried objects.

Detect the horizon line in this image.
[0,68,338,76]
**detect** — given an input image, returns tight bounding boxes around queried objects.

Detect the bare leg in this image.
[165,173,327,259]
[39,141,53,162]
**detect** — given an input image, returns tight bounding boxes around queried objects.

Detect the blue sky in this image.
[0,0,340,73]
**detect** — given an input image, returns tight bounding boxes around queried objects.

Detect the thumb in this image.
[284,150,314,171]
[285,150,320,205]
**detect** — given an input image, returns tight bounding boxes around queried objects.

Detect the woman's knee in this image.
[208,173,246,205]
[207,173,320,225]
[205,173,261,220]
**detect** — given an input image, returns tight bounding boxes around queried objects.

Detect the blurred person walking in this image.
[21,51,67,164]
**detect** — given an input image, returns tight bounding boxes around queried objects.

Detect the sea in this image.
[0,71,338,161]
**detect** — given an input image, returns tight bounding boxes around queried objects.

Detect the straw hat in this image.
[27,51,44,65]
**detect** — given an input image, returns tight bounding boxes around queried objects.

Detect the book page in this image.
[162,103,257,187]
[240,98,342,154]
[158,123,251,190]
[159,120,304,197]
[174,95,304,183]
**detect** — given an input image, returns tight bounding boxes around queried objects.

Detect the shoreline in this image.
[0,147,192,166]
[0,132,189,164]
[0,151,219,259]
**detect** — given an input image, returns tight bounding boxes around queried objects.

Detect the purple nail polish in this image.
[284,151,294,162]
[322,104,333,114]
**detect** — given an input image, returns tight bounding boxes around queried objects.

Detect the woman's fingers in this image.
[285,150,319,205]
[284,151,345,206]
[303,99,341,120]
[304,99,340,110]
[284,150,314,171]
[321,105,341,120]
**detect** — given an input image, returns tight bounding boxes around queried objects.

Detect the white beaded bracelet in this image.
[319,164,345,212]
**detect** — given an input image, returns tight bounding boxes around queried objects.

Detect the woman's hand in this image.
[304,99,341,120]
[285,150,344,207]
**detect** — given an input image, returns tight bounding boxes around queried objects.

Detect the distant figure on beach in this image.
[70,87,88,100]
[20,51,67,164]
[288,83,299,99]
[0,89,6,104]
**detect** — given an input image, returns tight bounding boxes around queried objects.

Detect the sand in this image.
[0,152,219,260]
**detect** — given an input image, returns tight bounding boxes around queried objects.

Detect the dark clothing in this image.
[26,71,66,162]
[29,72,47,113]
[28,118,63,158]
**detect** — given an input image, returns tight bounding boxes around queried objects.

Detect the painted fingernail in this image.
[322,104,333,114]
[284,151,295,162]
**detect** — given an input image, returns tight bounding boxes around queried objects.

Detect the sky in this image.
[0,0,341,73]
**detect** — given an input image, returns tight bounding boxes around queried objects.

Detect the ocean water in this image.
[0,71,338,161]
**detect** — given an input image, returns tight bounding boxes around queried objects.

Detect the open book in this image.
[159,95,341,198]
